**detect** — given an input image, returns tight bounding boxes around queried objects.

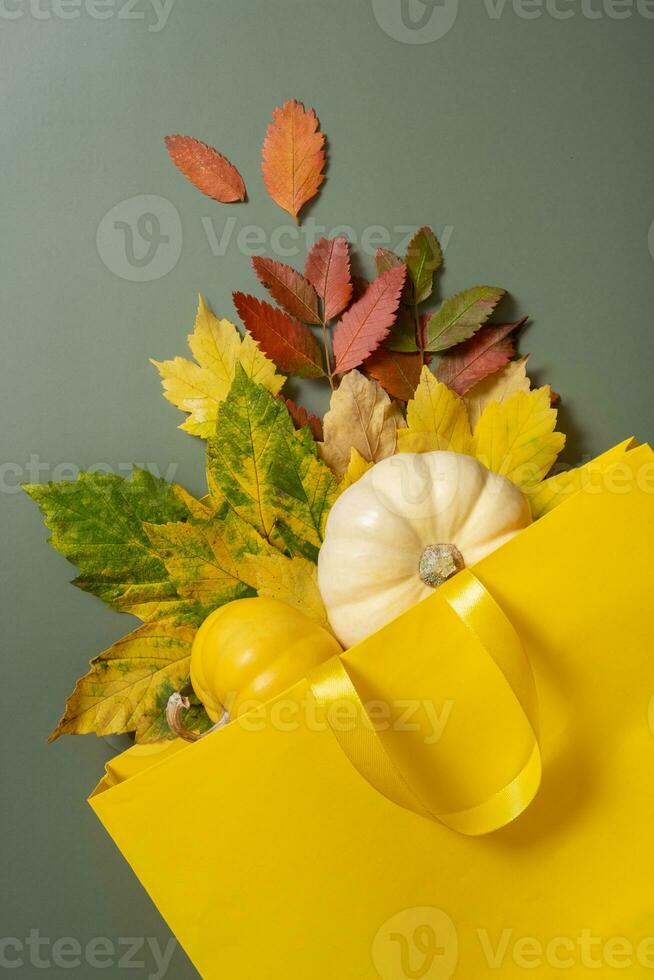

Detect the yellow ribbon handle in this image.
[309,569,541,836]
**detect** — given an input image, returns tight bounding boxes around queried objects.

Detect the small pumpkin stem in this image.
[419,543,465,589]
[165,692,229,743]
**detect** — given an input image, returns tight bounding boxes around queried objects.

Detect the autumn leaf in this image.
[244,552,332,630]
[233,292,324,378]
[337,448,374,494]
[397,366,473,455]
[375,247,404,275]
[152,295,284,438]
[49,621,199,743]
[319,370,404,478]
[145,510,273,614]
[261,99,325,222]
[424,286,505,353]
[473,386,566,490]
[207,367,337,558]
[364,348,424,401]
[436,319,525,395]
[405,226,443,304]
[304,236,352,321]
[283,397,324,441]
[332,266,407,374]
[273,425,339,562]
[252,256,321,324]
[164,135,246,203]
[24,469,202,623]
[384,306,418,352]
[465,356,531,430]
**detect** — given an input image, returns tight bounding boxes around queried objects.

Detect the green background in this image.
[2,0,653,975]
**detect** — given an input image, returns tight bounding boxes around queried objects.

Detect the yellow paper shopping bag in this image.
[91,441,654,979]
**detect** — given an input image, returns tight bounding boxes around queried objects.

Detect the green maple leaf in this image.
[145,509,276,614]
[206,366,337,560]
[24,468,202,623]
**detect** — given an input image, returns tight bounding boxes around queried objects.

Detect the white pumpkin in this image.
[318,451,531,648]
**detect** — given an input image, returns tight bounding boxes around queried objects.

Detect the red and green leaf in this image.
[164,135,246,203]
[332,266,407,374]
[233,293,324,379]
[304,236,352,320]
[261,100,325,222]
[424,286,505,352]
[436,318,526,395]
[252,256,321,324]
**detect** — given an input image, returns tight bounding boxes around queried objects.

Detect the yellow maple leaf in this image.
[473,386,566,490]
[319,370,404,479]
[465,357,531,431]
[49,620,197,743]
[337,448,373,495]
[151,295,284,438]
[396,366,473,455]
[244,552,332,631]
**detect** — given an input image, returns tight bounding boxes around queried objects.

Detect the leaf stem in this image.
[321,316,335,390]
[414,301,425,360]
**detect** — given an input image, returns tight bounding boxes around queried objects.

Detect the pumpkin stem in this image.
[419,543,465,589]
[165,692,229,743]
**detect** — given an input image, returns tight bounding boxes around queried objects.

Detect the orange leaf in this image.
[261,100,325,222]
[304,237,352,320]
[164,135,246,203]
[283,398,324,441]
[332,266,407,374]
[233,293,324,379]
[252,257,321,325]
[365,349,426,402]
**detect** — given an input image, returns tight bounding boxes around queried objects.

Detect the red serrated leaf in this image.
[364,349,426,402]
[436,318,527,395]
[261,100,325,222]
[304,237,352,321]
[164,135,246,203]
[252,257,320,324]
[332,266,407,374]
[283,397,324,441]
[233,293,324,379]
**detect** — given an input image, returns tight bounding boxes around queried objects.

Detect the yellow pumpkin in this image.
[190,597,342,722]
[318,450,532,648]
